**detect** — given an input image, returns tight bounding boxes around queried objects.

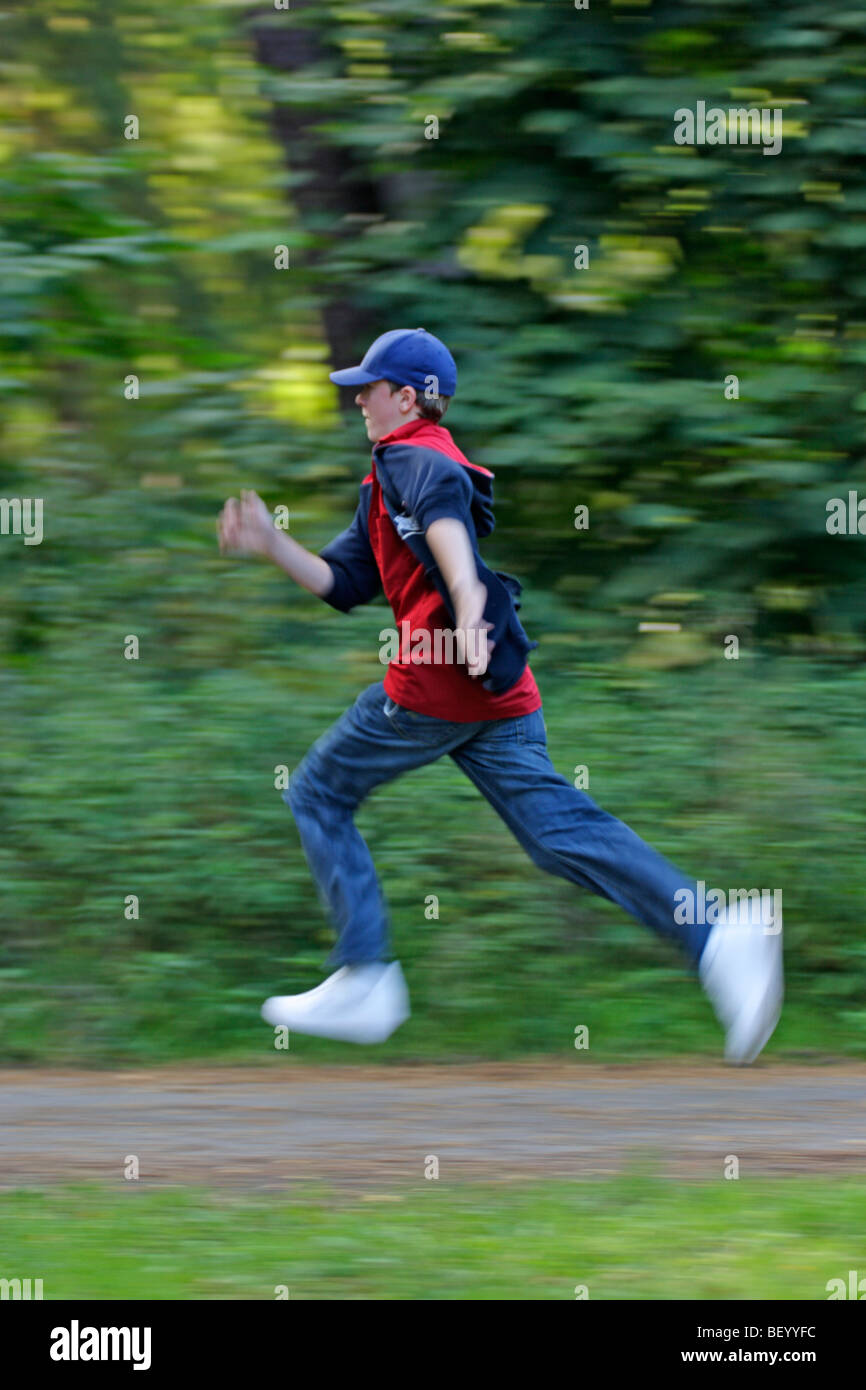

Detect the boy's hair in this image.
[387,379,451,423]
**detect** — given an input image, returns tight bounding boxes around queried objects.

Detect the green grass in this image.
[2,648,865,1065]
[2,1175,864,1300]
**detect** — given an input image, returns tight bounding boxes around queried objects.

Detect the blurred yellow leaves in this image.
[442,32,505,51]
[45,15,91,32]
[235,352,338,426]
[459,202,549,271]
[460,206,681,313]
[552,235,682,311]
[626,628,715,669]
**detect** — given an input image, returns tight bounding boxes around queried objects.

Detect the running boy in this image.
[217,329,783,1063]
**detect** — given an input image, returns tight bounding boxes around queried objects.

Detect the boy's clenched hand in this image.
[217,489,275,557]
[453,581,494,678]
[426,517,495,678]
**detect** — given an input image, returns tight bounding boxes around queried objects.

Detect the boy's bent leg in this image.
[451,706,710,966]
[286,682,475,965]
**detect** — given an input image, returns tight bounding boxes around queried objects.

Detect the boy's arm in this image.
[218,490,334,597]
[384,448,492,676]
[426,517,493,678]
[318,496,383,612]
[218,487,383,612]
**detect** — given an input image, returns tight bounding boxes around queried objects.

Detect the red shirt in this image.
[367,422,540,722]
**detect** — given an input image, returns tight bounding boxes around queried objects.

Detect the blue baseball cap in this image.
[329,328,457,397]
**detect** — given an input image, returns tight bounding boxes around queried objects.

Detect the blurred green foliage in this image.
[1,2,865,1062]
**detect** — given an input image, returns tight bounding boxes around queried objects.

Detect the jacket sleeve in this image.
[318,493,382,613]
[385,445,474,533]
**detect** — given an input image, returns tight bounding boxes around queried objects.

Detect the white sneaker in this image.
[699,899,783,1065]
[261,962,410,1045]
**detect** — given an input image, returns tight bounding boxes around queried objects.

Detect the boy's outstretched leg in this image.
[451,706,783,1064]
[262,682,476,1043]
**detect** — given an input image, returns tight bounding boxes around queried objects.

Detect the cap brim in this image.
[329,366,380,386]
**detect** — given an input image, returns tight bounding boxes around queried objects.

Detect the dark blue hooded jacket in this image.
[319,421,537,695]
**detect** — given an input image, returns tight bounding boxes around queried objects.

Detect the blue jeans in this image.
[285,681,711,969]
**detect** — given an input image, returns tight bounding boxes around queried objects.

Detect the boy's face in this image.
[355,379,418,443]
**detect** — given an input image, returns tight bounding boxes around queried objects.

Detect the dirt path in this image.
[1,1062,864,1189]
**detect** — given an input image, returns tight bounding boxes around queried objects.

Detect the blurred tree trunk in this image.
[246,2,380,373]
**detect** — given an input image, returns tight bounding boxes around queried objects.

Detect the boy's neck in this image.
[377,417,443,446]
